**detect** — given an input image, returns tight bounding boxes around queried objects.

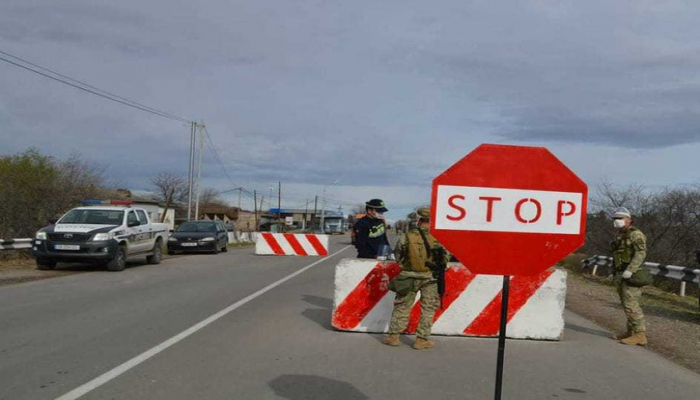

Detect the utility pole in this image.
[187,121,196,220]
[259,196,265,230]
[278,181,282,223]
[313,196,318,231]
[253,190,258,231]
[320,190,327,234]
[194,122,204,220]
[303,199,309,230]
[237,188,242,210]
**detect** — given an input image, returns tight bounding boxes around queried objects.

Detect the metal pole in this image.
[259,196,265,229]
[495,275,511,400]
[187,122,196,220]
[313,196,318,231]
[278,181,282,223]
[320,187,327,234]
[304,199,309,230]
[238,188,242,210]
[194,123,204,220]
[253,190,258,230]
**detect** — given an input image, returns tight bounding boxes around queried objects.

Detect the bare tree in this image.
[583,183,700,267]
[150,172,188,203]
[198,187,227,208]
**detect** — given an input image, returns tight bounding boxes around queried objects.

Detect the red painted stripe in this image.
[283,234,308,256]
[332,262,402,330]
[405,265,476,333]
[305,234,328,256]
[463,269,555,336]
[262,233,285,255]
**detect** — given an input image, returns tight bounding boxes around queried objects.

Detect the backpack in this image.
[405,229,438,272]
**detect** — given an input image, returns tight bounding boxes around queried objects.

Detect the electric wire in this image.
[0,50,192,124]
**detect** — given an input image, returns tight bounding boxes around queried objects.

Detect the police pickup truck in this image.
[33,201,169,271]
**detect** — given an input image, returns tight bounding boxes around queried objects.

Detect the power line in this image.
[201,125,255,201]
[0,49,192,124]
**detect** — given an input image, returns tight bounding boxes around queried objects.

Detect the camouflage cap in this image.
[416,206,430,220]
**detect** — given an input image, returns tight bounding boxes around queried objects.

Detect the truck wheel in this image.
[36,258,57,270]
[147,240,163,265]
[107,246,127,271]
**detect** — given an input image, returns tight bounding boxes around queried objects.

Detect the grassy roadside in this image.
[561,253,700,374]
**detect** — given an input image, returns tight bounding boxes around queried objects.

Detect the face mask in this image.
[613,219,626,229]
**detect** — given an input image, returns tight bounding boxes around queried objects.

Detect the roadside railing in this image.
[0,239,32,251]
[582,255,700,306]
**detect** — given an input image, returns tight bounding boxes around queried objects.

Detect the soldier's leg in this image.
[617,281,634,333]
[388,286,418,335]
[416,281,440,339]
[622,285,646,333]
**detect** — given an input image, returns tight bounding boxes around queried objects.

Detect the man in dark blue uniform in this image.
[354,199,390,259]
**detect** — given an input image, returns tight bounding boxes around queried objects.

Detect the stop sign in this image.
[430,144,587,276]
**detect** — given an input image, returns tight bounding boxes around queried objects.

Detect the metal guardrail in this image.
[0,239,33,251]
[583,255,700,300]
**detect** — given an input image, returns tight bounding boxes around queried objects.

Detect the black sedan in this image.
[167,221,229,255]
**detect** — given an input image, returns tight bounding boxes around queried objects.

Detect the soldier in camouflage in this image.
[610,207,648,346]
[382,207,449,350]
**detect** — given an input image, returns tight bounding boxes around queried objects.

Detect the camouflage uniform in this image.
[612,226,648,334]
[388,226,448,339]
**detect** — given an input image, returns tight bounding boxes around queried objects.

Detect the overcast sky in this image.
[2,0,700,219]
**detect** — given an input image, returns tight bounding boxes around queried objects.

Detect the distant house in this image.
[236,210,258,231]
[199,205,239,226]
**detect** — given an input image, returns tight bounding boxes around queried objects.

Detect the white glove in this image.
[621,270,633,279]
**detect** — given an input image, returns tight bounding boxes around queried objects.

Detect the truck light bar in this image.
[82,200,133,206]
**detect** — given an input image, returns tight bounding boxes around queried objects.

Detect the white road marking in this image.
[55,245,352,400]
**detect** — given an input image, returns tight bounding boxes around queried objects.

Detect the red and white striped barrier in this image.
[332,259,566,340]
[255,233,329,256]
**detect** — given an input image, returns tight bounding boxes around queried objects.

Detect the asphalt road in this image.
[1,235,699,400]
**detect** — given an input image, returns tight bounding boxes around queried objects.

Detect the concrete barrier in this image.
[255,233,329,256]
[331,258,566,340]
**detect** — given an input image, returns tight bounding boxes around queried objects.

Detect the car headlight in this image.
[201,237,216,242]
[92,232,114,241]
[168,237,178,241]
[36,232,47,240]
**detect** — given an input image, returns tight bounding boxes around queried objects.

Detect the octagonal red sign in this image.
[430,144,588,276]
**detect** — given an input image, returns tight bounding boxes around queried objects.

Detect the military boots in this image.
[620,333,648,346]
[412,337,434,350]
[381,334,400,346]
[614,331,633,340]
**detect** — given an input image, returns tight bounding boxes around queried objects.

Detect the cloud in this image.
[2,0,700,213]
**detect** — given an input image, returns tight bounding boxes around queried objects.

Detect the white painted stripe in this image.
[297,235,318,256]
[272,234,293,255]
[255,235,272,254]
[55,245,353,400]
[431,275,503,332]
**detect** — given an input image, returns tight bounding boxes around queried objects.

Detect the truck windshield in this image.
[177,222,217,232]
[59,210,124,225]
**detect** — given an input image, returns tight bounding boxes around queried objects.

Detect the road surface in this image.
[1,235,698,399]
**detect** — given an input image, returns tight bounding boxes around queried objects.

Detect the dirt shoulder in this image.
[0,243,255,287]
[564,262,700,374]
[0,257,81,286]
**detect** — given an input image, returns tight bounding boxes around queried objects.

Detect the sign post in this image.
[430,144,587,399]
